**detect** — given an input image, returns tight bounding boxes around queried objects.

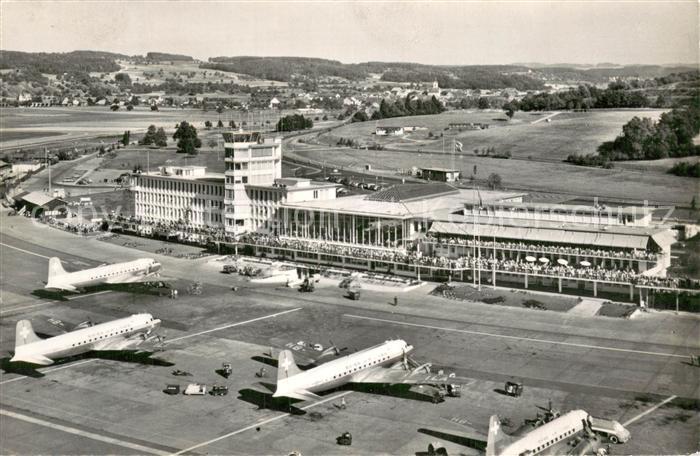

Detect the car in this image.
[163,384,180,395]
[210,385,229,396]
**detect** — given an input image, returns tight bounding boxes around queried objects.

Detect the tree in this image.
[139,125,158,145]
[228,120,237,128]
[208,139,217,149]
[150,104,159,111]
[477,97,490,109]
[173,121,202,154]
[114,73,132,86]
[276,114,313,132]
[486,173,502,189]
[351,111,368,123]
[322,114,328,121]
[121,130,130,146]
[217,119,224,128]
[204,120,213,129]
[110,104,119,111]
[154,127,167,147]
[126,104,134,111]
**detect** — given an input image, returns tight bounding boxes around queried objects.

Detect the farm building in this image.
[375,126,404,136]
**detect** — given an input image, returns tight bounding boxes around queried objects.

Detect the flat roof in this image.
[421,167,460,173]
[283,188,525,218]
[428,219,674,250]
[468,201,651,217]
[137,171,224,183]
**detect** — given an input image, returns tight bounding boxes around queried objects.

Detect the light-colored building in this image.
[375,126,404,136]
[132,166,225,228]
[223,131,283,235]
[420,167,461,182]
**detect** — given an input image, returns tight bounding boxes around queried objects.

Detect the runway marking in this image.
[0,408,169,455]
[0,291,112,315]
[0,309,302,385]
[166,307,302,343]
[344,314,690,359]
[172,391,353,455]
[0,242,50,259]
[622,395,678,426]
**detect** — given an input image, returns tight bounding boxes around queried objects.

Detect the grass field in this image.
[0,106,301,148]
[319,109,667,162]
[111,61,287,88]
[294,109,696,205]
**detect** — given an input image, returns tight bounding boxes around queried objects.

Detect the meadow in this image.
[295,109,695,206]
[319,109,667,162]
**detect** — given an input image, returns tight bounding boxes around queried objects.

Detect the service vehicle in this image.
[505,380,524,397]
[221,362,232,378]
[336,432,352,446]
[183,383,207,395]
[163,384,180,395]
[589,417,631,444]
[210,385,229,396]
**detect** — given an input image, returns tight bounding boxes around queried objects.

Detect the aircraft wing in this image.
[10,353,54,366]
[351,366,472,385]
[279,341,346,366]
[93,333,161,351]
[46,317,94,333]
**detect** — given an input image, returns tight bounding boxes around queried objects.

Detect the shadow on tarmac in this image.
[237,388,307,415]
[0,350,174,378]
[31,282,172,301]
[417,428,487,452]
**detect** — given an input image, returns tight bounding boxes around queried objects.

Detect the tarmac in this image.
[0,212,699,455]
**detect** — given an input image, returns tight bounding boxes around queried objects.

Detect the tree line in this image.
[276,114,313,132]
[566,94,700,166]
[368,95,445,121]
[668,161,700,178]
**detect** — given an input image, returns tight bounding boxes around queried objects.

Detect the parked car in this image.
[210,385,229,396]
[163,384,180,395]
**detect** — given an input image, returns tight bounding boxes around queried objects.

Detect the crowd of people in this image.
[240,234,682,288]
[43,217,103,235]
[424,235,659,261]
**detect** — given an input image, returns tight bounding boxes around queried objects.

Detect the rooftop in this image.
[467,201,652,217]
[283,186,524,218]
[366,183,458,203]
[420,167,461,173]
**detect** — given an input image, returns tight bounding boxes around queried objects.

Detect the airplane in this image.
[423,405,630,456]
[272,339,468,402]
[10,313,162,366]
[45,257,162,292]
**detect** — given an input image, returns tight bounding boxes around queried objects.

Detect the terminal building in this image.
[130,130,685,300]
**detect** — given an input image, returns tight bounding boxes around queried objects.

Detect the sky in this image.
[1,1,698,66]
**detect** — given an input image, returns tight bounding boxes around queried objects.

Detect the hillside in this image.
[0,50,126,74]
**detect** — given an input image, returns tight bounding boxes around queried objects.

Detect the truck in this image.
[183,383,207,395]
[588,417,631,444]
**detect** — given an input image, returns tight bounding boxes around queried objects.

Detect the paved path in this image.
[567,298,604,317]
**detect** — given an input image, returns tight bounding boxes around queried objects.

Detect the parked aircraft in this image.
[10,313,162,366]
[45,257,162,291]
[486,410,629,455]
[423,405,630,456]
[272,339,467,401]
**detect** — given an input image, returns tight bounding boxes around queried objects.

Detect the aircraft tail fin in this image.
[15,320,42,347]
[486,415,516,456]
[48,257,67,280]
[277,349,303,382]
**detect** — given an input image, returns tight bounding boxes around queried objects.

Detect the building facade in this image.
[132,166,225,228]
[223,131,282,235]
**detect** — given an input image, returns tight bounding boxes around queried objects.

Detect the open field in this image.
[111,61,288,88]
[0,106,309,148]
[292,145,696,206]
[318,109,667,162]
[0,216,699,455]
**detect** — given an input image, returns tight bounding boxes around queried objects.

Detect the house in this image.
[269,97,280,109]
[375,126,404,136]
[95,98,107,106]
[17,92,32,104]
